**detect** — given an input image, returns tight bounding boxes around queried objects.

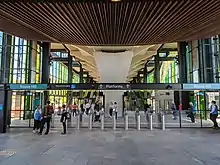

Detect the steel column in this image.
[41,42,50,104]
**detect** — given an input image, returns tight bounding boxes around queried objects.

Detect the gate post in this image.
[149,113,153,130]
[161,112,165,130]
[76,110,80,130]
[124,110,128,130]
[88,111,93,131]
[100,109,104,130]
[136,111,140,130]
[113,112,116,130]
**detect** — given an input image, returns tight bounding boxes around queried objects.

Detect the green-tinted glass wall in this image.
[49,51,80,108]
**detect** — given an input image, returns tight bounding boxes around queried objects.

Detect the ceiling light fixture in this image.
[111,0,121,2]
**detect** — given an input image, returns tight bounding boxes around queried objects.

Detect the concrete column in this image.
[94,51,133,116]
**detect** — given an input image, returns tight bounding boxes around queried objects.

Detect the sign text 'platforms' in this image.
[9,84,47,90]
[98,83,131,90]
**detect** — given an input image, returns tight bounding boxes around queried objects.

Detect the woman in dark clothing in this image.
[60,104,68,134]
[188,102,195,123]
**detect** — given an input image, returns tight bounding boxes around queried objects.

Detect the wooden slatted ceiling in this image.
[0,0,220,45]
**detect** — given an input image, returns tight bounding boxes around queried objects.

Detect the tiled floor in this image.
[0,128,219,165]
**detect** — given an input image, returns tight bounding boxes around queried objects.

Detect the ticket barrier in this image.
[136,111,140,130]
[100,109,104,130]
[146,112,153,130]
[76,111,80,130]
[70,110,165,131]
[113,112,116,130]
[124,110,128,130]
[157,112,165,130]
[88,111,93,130]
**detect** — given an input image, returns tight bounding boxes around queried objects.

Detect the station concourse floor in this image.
[0,129,219,165]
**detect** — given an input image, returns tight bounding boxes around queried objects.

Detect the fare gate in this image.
[61,110,166,131]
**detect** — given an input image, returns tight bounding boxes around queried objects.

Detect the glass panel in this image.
[147,71,154,83]
[168,51,178,57]
[15,37,19,46]
[160,61,173,83]
[159,52,166,57]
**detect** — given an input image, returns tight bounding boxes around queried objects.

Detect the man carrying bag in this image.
[39,101,52,135]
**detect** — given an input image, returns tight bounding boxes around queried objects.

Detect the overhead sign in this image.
[77,84,96,90]
[7,83,184,90]
[49,84,78,90]
[49,84,72,90]
[98,83,131,90]
[9,84,48,90]
[131,83,182,90]
[183,83,220,90]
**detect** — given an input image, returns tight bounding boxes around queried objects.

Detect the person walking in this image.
[39,101,53,135]
[94,109,101,122]
[109,102,113,118]
[33,105,41,133]
[60,104,68,134]
[188,102,195,123]
[171,102,177,120]
[85,101,91,115]
[57,106,62,115]
[210,100,219,129]
[72,102,77,117]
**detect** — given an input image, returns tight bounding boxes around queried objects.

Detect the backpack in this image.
[34,109,41,120]
[49,106,54,114]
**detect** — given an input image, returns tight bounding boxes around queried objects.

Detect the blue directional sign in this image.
[183,83,220,90]
[9,84,48,90]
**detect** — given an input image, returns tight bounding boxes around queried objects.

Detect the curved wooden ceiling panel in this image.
[0,0,220,45]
